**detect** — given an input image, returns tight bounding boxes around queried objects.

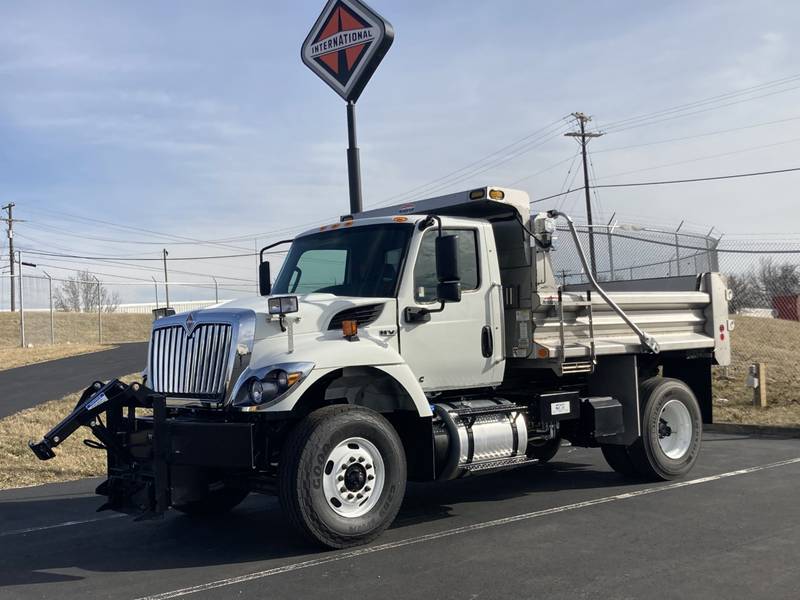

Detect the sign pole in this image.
[346,100,363,214]
[302,0,394,216]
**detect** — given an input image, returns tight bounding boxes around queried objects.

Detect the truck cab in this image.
[31,186,731,549]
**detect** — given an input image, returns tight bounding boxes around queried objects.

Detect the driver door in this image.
[397,221,504,391]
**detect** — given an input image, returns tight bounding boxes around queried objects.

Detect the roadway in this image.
[0,342,148,418]
[1,432,798,599]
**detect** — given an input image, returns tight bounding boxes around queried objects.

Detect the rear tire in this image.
[626,377,702,481]
[279,405,407,549]
[173,487,249,516]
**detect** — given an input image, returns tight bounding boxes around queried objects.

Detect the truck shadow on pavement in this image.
[0,454,624,588]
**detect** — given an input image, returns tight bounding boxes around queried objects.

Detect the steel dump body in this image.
[531,278,729,363]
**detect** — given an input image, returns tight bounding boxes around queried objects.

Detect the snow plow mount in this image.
[29,379,155,461]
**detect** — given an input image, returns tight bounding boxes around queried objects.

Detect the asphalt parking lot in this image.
[0,343,148,418]
[1,432,798,600]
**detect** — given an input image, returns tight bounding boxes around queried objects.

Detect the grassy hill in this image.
[713,315,800,426]
[0,311,151,348]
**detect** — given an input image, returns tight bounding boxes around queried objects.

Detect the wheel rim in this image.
[657,399,693,459]
[322,437,385,518]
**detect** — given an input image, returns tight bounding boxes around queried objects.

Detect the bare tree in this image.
[758,258,799,299]
[726,272,760,312]
[54,270,120,313]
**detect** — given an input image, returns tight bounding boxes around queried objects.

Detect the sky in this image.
[1,0,799,306]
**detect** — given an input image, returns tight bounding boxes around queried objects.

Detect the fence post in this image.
[43,270,54,344]
[92,275,102,344]
[751,363,767,409]
[212,276,219,303]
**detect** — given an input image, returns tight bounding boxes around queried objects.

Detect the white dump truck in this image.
[31,186,731,548]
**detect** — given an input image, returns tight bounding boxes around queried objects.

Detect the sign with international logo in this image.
[302,0,394,102]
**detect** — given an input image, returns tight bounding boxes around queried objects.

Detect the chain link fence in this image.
[551,224,800,423]
[0,272,254,348]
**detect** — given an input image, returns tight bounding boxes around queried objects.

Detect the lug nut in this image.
[341,464,347,470]
[367,474,374,480]
[347,493,354,500]
[365,486,371,492]
[356,493,363,499]
[365,464,372,470]
[338,475,344,481]
[348,457,355,463]
[358,456,364,462]
[340,487,346,493]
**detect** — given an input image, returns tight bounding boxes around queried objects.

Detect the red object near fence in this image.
[772,294,800,321]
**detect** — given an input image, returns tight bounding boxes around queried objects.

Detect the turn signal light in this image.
[342,319,358,338]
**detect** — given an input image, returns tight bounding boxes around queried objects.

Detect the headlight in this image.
[233,362,314,409]
[249,380,265,404]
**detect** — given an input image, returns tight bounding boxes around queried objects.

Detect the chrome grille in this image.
[149,323,233,398]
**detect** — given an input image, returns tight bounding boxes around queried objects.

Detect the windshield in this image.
[272,223,413,298]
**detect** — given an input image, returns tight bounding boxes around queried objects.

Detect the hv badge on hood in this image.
[302,0,394,102]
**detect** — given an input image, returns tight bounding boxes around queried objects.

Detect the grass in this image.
[0,373,140,490]
[0,311,151,348]
[0,343,113,372]
[712,315,800,426]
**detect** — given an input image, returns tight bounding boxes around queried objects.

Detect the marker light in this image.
[469,188,485,200]
[489,189,505,200]
[342,319,358,339]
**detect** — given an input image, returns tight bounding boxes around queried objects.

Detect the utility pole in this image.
[565,113,603,277]
[162,249,170,309]
[2,203,24,311]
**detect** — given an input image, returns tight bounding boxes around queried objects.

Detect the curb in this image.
[705,422,800,439]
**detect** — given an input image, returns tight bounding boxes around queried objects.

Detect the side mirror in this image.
[437,281,461,303]
[259,261,272,296]
[435,235,460,283]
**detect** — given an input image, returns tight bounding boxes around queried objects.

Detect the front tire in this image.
[279,405,407,549]
[626,377,703,480]
[527,435,561,463]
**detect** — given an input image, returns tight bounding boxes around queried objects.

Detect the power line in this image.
[594,114,800,154]
[593,166,800,189]
[531,166,800,203]
[596,136,800,181]
[602,73,800,131]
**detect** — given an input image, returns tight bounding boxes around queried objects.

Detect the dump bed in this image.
[527,273,731,368]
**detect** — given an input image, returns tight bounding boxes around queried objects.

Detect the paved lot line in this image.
[0,514,124,538]
[135,456,800,600]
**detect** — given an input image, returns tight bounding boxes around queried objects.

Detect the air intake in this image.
[328,304,385,330]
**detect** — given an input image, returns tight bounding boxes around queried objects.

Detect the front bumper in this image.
[30,380,264,518]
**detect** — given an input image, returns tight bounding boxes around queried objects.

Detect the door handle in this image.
[481,325,493,358]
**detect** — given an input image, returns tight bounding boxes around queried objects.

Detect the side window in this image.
[413,229,479,302]
[291,249,347,293]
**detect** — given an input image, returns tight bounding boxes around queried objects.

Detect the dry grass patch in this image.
[0,373,140,490]
[0,343,112,372]
[714,403,800,428]
[0,312,151,348]
[712,315,800,427]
